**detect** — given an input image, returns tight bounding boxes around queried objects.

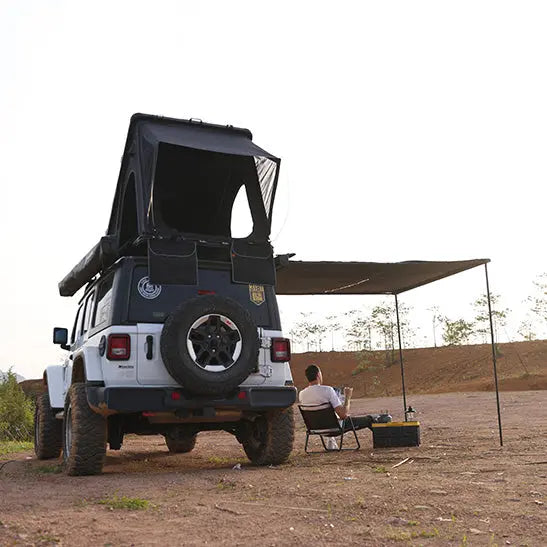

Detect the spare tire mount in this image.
[186,314,243,372]
[160,295,260,396]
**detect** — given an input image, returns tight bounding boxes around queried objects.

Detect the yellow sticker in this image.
[249,284,265,306]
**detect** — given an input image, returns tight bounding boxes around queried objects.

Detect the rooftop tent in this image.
[107,115,280,243]
[59,114,280,297]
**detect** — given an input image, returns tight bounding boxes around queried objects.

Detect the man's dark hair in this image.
[305,364,320,382]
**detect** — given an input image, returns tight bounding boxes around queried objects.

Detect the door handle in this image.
[145,336,154,360]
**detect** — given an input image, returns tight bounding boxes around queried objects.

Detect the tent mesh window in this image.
[255,156,277,219]
[152,143,277,239]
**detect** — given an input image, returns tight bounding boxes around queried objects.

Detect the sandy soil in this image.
[1,390,545,546]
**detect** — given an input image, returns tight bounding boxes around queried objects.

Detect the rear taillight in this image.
[271,338,291,362]
[107,334,131,360]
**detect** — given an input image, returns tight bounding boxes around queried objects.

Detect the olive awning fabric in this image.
[275,258,490,295]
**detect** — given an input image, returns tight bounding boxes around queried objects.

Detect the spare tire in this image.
[160,295,259,396]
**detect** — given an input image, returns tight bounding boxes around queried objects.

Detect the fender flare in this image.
[72,347,103,383]
[44,366,65,409]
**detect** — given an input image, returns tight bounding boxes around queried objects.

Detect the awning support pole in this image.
[395,294,408,420]
[485,263,503,446]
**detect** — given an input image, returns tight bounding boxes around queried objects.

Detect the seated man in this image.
[299,364,376,448]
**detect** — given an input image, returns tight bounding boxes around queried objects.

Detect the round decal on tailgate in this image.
[137,276,162,299]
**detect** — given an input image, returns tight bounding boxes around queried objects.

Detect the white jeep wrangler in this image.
[35,114,296,475]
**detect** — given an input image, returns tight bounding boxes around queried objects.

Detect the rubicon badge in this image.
[249,284,265,306]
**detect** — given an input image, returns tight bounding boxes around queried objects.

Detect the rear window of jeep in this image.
[127,266,277,327]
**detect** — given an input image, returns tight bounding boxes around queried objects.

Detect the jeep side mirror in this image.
[53,327,70,350]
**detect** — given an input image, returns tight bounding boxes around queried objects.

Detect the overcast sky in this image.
[2,1,546,378]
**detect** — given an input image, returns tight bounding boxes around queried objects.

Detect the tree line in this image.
[288,272,547,353]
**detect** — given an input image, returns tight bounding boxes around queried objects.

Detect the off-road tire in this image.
[161,295,259,396]
[164,431,197,454]
[242,407,295,466]
[63,383,107,476]
[34,391,62,459]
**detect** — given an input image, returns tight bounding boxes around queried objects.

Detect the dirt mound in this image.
[18,379,43,399]
[291,339,547,397]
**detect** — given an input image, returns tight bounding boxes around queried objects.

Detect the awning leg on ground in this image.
[485,263,503,446]
[395,294,408,420]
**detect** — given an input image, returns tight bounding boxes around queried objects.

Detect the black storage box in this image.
[371,421,420,448]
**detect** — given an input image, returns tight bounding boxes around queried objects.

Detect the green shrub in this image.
[0,440,33,457]
[0,370,34,441]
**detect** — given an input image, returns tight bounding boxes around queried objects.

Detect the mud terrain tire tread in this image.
[63,383,107,476]
[160,295,259,396]
[34,391,63,459]
[242,406,295,466]
[165,433,197,454]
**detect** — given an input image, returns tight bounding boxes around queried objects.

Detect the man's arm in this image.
[334,405,348,419]
[334,387,353,419]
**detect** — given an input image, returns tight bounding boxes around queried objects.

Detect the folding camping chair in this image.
[298,403,360,454]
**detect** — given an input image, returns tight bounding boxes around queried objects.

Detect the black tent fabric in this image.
[275,258,490,295]
[140,120,278,159]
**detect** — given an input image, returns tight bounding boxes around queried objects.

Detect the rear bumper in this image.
[86,385,297,413]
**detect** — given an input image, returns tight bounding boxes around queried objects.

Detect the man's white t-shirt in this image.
[299,385,342,409]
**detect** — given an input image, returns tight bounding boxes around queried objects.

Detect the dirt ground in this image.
[1,390,545,546]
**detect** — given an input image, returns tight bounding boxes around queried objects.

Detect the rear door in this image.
[130,265,278,386]
[136,323,178,386]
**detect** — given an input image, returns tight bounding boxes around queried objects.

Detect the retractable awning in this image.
[276,255,503,447]
[275,258,490,295]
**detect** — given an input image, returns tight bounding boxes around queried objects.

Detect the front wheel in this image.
[241,407,295,466]
[63,384,107,476]
[34,391,62,459]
